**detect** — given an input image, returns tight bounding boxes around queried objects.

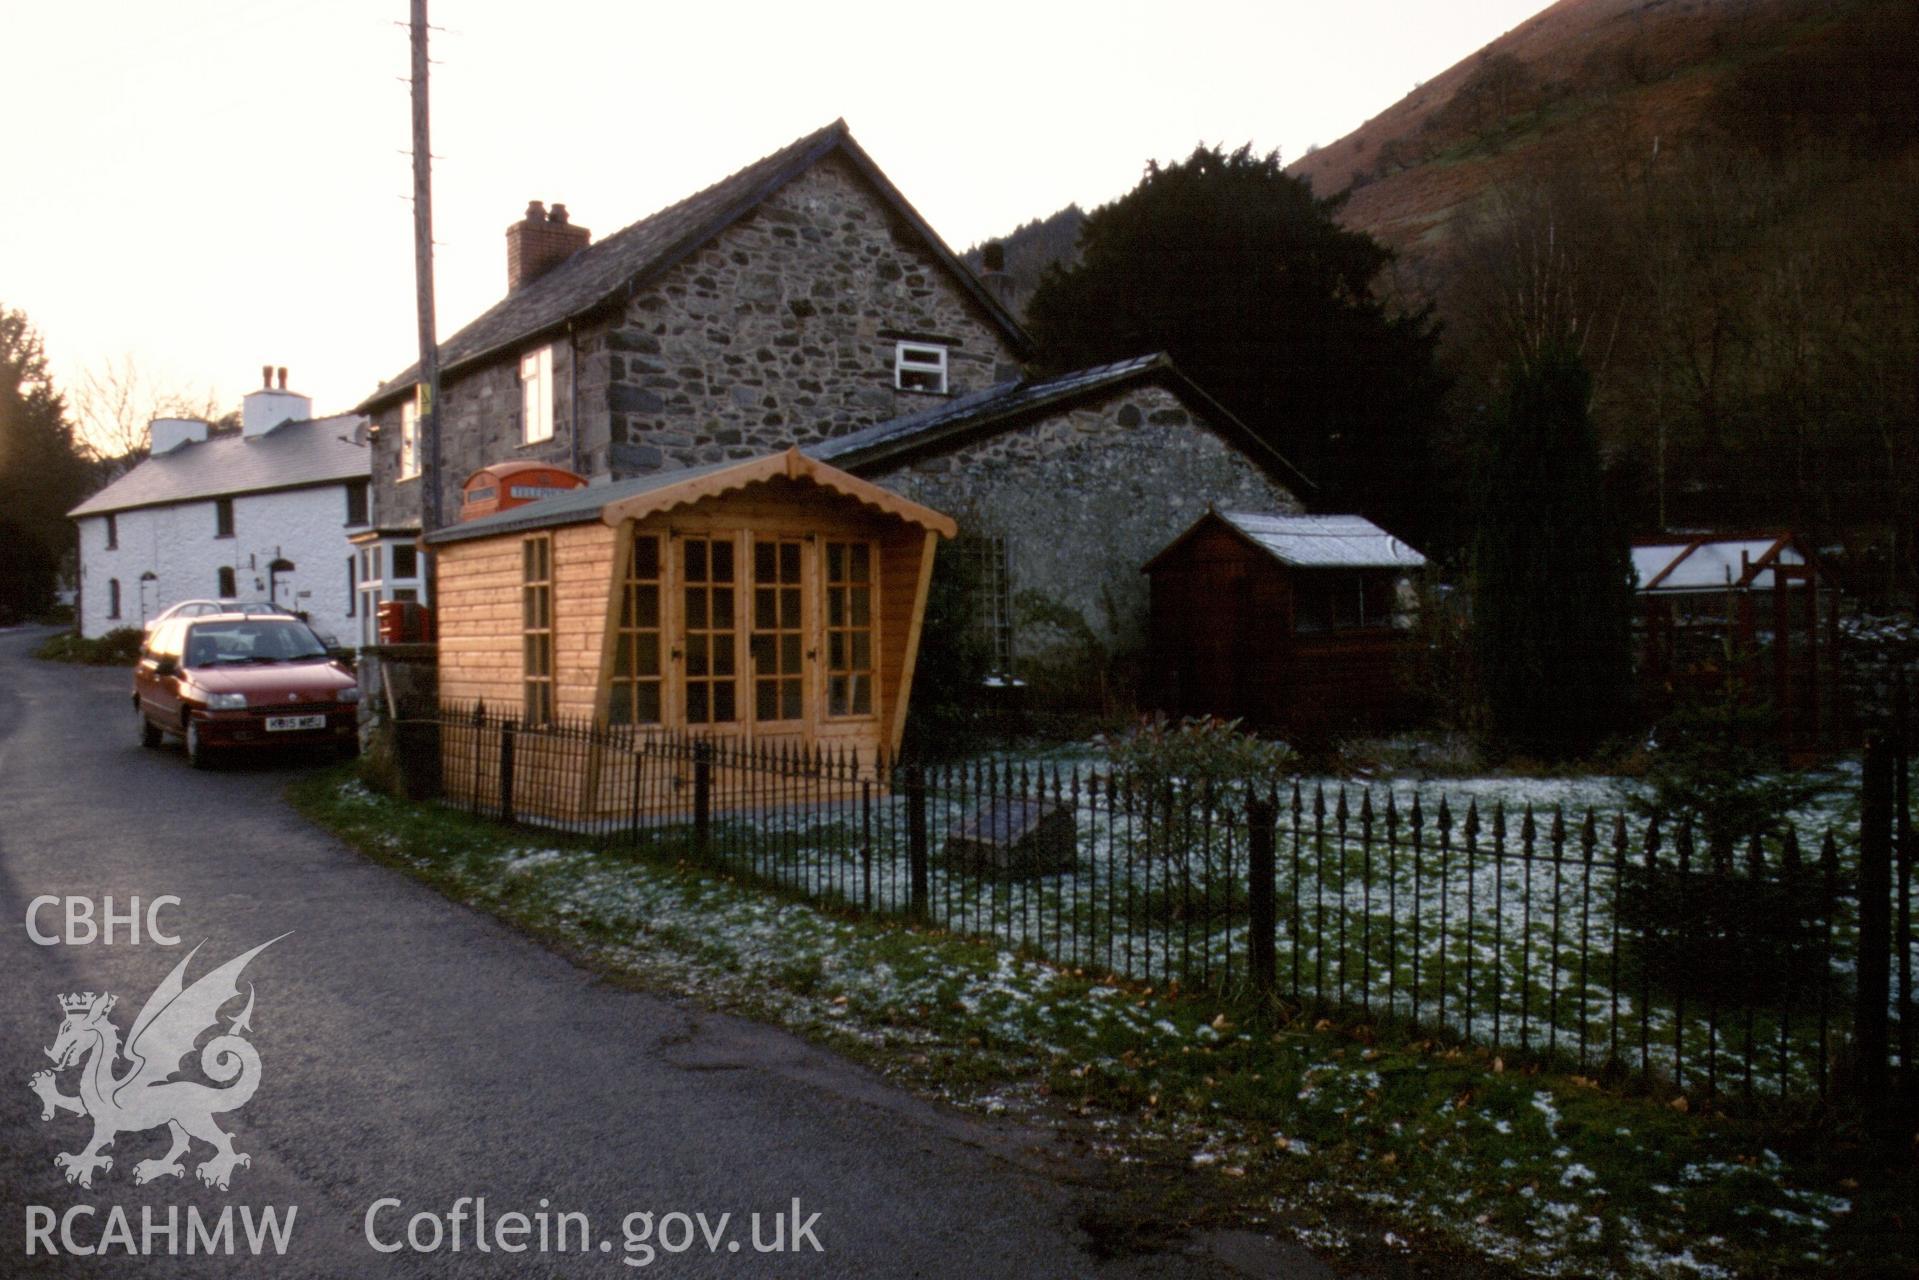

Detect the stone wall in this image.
[371,151,1023,527]
[865,382,1305,703]
[591,155,1020,476]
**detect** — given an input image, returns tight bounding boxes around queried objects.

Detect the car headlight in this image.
[206,692,248,711]
[338,686,362,704]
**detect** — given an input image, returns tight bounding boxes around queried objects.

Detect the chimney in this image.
[506,199,591,292]
[242,366,313,438]
[978,241,1016,309]
[150,417,210,454]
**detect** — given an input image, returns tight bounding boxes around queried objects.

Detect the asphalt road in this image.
[0,628,1332,1279]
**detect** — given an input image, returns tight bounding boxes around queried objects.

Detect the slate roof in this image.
[1214,511,1427,569]
[361,119,1030,412]
[807,352,1316,495]
[424,448,954,547]
[67,415,369,518]
[423,457,743,546]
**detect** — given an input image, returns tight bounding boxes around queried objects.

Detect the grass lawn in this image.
[290,766,1912,1279]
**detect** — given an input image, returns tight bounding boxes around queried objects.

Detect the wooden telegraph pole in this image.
[409,0,443,538]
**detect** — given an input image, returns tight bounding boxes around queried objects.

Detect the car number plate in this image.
[266,714,327,732]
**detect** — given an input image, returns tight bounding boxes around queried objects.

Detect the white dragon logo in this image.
[28,936,286,1191]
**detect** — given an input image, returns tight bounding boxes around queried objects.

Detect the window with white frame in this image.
[398,394,420,480]
[521,345,554,444]
[894,341,948,394]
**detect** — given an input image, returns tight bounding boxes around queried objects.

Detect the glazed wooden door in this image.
[747,536,813,753]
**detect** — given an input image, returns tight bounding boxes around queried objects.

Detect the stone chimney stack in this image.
[506,199,592,292]
[978,241,1016,309]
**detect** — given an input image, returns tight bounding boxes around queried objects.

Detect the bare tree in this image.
[72,354,226,468]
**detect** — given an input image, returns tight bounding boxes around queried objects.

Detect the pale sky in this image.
[1,0,1550,441]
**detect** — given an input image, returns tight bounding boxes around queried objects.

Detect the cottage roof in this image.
[1145,510,1426,573]
[424,447,955,546]
[807,352,1316,494]
[1631,532,1817,593]
[67,415,369,519]
[360,120,1030,412]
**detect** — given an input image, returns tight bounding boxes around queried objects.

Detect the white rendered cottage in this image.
[68,370,370,643]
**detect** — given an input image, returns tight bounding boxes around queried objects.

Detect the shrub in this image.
[34,627,142,665]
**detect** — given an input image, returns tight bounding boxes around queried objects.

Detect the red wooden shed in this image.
[1143,511,1427,733]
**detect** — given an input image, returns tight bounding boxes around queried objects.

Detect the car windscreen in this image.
[182,620,331,667]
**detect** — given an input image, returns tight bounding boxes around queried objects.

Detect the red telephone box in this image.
[459,461,587,522]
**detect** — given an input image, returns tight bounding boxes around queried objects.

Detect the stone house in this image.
[68,369,369,642]
[361,120,1311,710]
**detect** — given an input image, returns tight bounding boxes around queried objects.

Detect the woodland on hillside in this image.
[975,0,1918,597]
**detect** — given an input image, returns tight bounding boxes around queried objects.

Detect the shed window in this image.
[214,498,234,538]
[1293,573,1395,633]
[398,396,421,481]
[681,536,737,725]
[521,345,554,444]
[893,342,947,394]
[522,535,554,724]
[609,533,664,726]
[217,566,236,598]
[751,539,805,723]
[105,513,118,550]
[825,541,875,717]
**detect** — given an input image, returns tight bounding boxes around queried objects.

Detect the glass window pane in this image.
[852,674,871,715]
[687,683,708,723]
[756,680,778,722]
[635,633,660,676]
[850,587,870,626]
[852,632,871,671]
[829,675,848,716]
[619,587,634,629]
[685,540,706,581]
[827,589,844,627]
[634,585,659,628]
[779,542,799,583]
[781,587,800,628]
[755,588,776,630]
[781,680,801,721]
[686,634,708,676]
[780,633,801,672]
[613,634,633,678]
[635,682,661,724]
[750,634,775,673]
[828,632,845,669]
[713,682,736,723]
[609,690,633,726]
[711,587,734,626]
[754,541,775,581]
[714,635,735,676]
[711,539,734,582]
[632,535,658,579]
[850,544,870,580]
[827,543,844,581]
[684,588,707,629]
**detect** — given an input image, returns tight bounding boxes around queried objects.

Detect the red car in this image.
[133,613,360,768]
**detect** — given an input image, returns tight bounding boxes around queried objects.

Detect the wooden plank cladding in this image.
[426,448,954,797]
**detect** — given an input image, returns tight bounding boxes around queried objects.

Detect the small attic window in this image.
[894,342,948,394]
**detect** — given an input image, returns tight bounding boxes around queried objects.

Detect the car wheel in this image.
[138,706,162,749]
[185,719,214,770]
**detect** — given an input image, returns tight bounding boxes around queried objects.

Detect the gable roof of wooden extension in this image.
[423,447,956,547]
[1143,509,1427,574]
[361,120,1031,413]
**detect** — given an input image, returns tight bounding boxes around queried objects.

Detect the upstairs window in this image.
[105,513,118,550]
[398,395,421,481]
[214,498,234,538]
[521,345,554,444]
[107,579,121,619]
[345,479,369,526]
[894,342,948,394]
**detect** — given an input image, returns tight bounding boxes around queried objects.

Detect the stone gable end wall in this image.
[865,383,1303,700]
[592,154,1021,476]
